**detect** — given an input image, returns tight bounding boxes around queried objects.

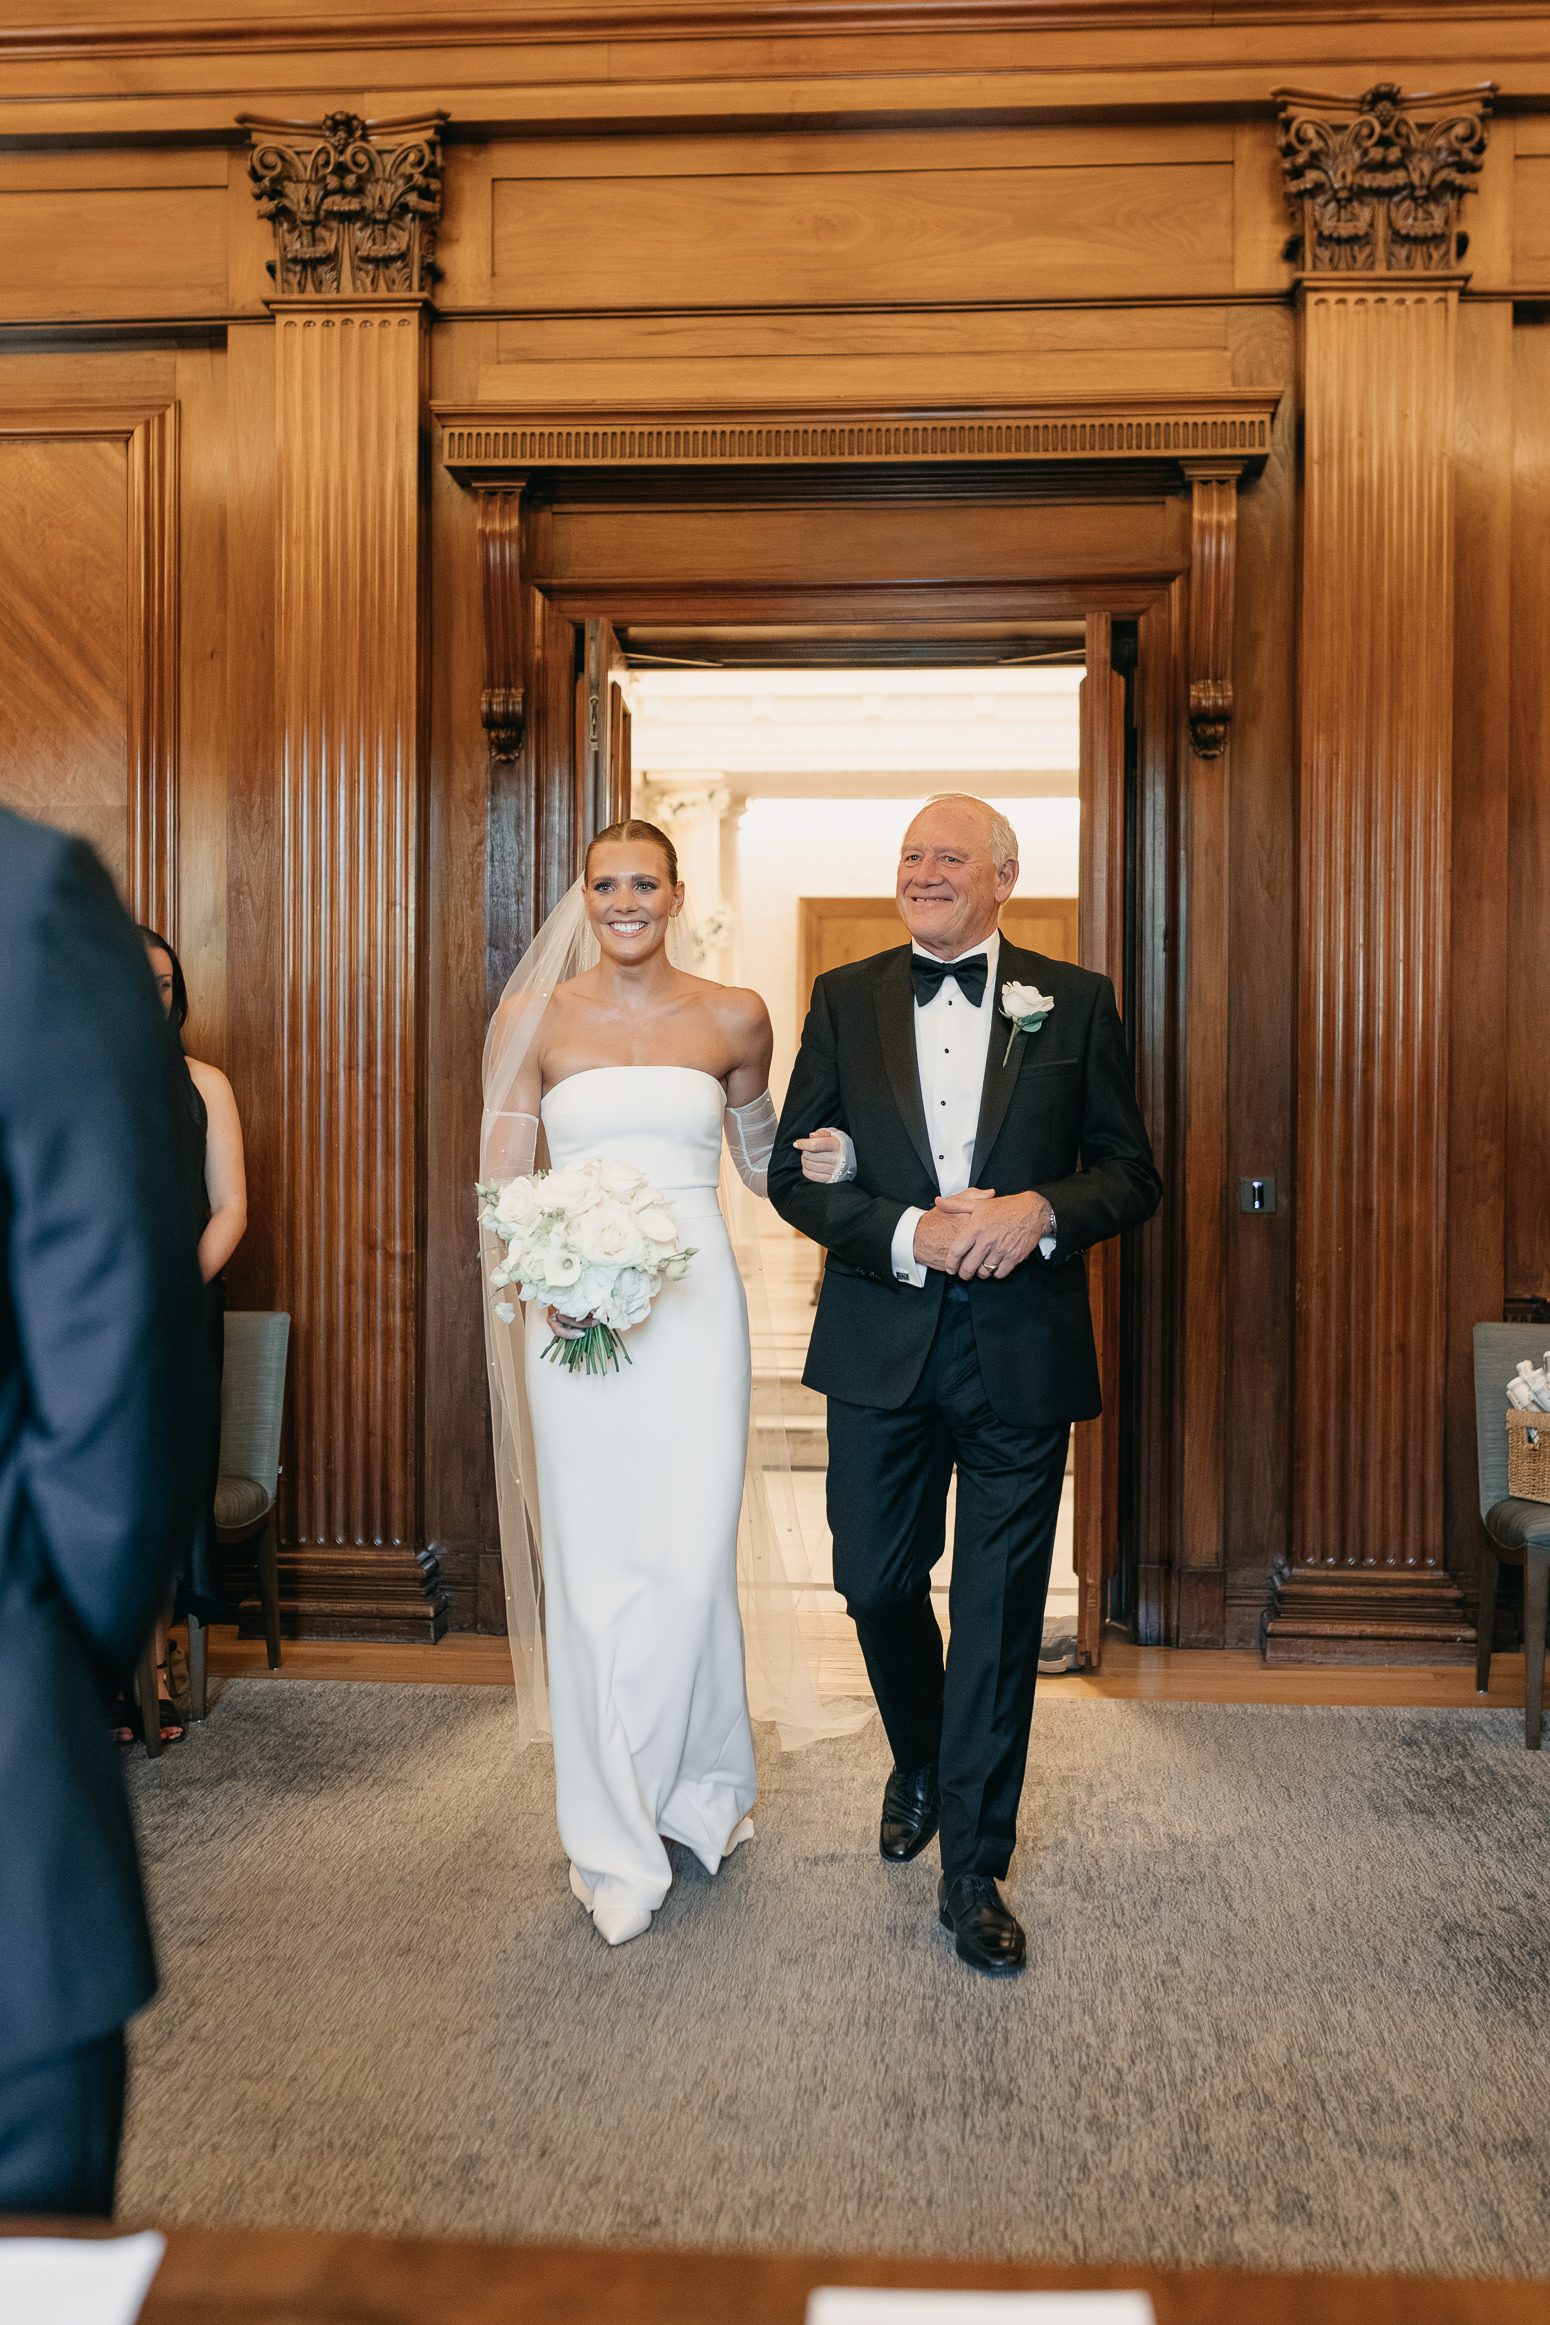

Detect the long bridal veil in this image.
[480,878,870,1749]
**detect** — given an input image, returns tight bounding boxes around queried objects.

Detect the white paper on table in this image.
[808,2295,1155,2325]
[0,2231,166,2325]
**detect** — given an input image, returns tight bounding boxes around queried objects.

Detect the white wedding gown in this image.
[526,1065,758,1945]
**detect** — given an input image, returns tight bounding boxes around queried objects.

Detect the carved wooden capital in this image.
[478,486,525,761]
[241,109,446,298]
[1274,80,1493,275]
[1184,462,1240,760]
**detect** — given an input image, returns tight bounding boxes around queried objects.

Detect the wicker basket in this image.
[1507,1408,1550,1503]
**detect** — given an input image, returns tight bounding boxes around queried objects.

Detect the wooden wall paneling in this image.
[428,317,504,1636]
[0,188,229,320]
[0,429,129,884]
[270,299,443,1642]
[0,402,179,938]
[1269,283,1470,1665]
[1176,474,1236,1646]
[1076,611,1126,1668]
[174,337,231,1067]
[223,323,282,1341]
[126,402,179,945]
[1130,590,1180,1646]
[1222,304,1298,1646]
[1506,316,1550,1308]
[1445,302,1512,1610]
[488,160,1234,310]
[528,582,583,935]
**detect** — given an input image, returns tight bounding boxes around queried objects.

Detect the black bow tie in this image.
[911,951,988,1009]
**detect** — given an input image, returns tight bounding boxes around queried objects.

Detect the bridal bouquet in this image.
[477,1157,694,1377]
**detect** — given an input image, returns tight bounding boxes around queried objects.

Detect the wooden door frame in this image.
[436,391,1273,1656]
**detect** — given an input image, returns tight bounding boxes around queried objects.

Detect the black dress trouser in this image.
[0,2027,126,2216]
[825,1279,1069,1881]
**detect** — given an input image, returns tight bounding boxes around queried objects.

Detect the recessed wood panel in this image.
[0,188,227,317]
[491,163,1233,308]
[799,892,1076,1017]
[1513,155,1550,283]
[477,350,1236,406]
[494,306,1232,365]
[0,435,128,883]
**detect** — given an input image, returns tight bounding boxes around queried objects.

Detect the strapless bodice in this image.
[540,1066,725,1192]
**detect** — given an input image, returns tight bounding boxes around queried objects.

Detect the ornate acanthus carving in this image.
[478,488,525,761]
[1274,81,1493,274]
[242,110,446,297]
[1184,463,1240,759]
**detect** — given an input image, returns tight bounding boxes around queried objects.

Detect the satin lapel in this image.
[969,937,1033,1183]
[874,947,937,1185]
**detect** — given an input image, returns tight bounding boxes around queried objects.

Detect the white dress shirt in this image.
[887,930,1055,1288]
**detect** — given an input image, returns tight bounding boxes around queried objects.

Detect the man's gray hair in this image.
[920,793,1019,869]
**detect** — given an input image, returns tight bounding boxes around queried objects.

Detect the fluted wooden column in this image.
[1267,281,1468,1662]
[272,298,443,1636]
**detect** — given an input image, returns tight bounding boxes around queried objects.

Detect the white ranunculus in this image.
[578,1201,642,1266]
[598,1156,647,1198]
[635,1203,679,1249]
[544,1166,601,1218]
[610,1267,654,1328]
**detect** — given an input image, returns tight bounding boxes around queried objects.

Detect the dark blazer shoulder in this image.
[0,809,115,955]
[996,938,1107,1010]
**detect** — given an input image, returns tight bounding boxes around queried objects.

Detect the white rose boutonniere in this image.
[1000,980,1055,1066]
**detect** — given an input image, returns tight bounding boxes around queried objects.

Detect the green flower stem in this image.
[542,1322,632,1376]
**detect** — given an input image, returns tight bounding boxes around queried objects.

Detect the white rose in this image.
[578,1201,643,1266]
[543,1166,601,1218]
[496,1176,540,1227]
[1001,980,1054,1023]
[635,1203,679,1250]
[628,1181,660,1214]
[598,1157,647,1198]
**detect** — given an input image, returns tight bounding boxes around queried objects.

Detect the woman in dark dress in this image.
[132,929,247,1742]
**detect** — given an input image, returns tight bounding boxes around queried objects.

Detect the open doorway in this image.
[620,652,1087,1685]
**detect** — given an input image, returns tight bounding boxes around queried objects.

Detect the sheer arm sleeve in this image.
[724,1089,778,1199]
[481,1110,539,1183]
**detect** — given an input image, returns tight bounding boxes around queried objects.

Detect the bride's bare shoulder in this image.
[687,976,770,1037]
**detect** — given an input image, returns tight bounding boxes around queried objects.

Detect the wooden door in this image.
[799,894,1078,1028]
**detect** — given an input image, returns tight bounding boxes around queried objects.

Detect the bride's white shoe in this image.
[570,1861,654,1946]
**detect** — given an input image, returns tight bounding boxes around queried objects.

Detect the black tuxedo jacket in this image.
[769,937,1161,1429]
[0,811,201,2075]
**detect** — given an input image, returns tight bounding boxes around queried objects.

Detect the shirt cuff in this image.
[1039,1209,1057,1261]
[891,1206,928,1288]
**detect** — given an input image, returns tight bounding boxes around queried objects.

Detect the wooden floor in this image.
[201,1626,1530,1711]
[13,2220,1550,2324]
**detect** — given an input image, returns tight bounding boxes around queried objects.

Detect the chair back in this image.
[1473,1322,1550,1518]
[219,1311,291,1505]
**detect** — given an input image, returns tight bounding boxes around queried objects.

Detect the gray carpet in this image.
[120,1682,1550,2274]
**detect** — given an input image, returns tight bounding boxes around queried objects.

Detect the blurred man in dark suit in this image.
[0,807,200,2215]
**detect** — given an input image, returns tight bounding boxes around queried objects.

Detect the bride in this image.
[480,817,854,1947]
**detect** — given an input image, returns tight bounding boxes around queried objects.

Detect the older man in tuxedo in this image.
[770,793,1160,1975]
[0,808,200,2213]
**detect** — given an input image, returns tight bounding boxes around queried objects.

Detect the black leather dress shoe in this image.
[879,1762,939,1861]
[938,1874,1026,1975]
